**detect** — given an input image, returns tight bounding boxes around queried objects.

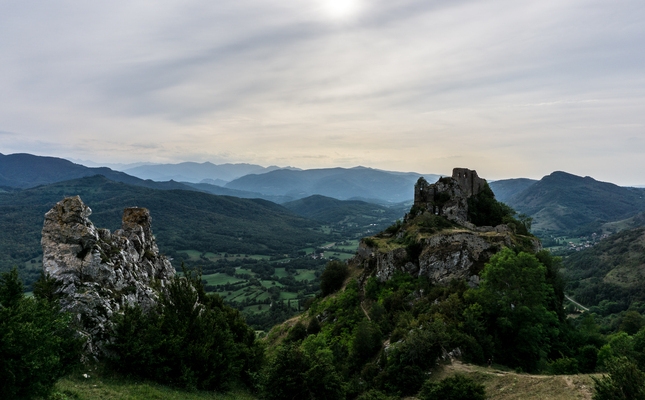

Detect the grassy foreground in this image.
[431,361,598,400]
[49,362,599,400]
[48,373,258,400]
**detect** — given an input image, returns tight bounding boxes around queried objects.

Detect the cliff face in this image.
[355,168,540,286]
[355,226,538,286]
[41,196,175,355]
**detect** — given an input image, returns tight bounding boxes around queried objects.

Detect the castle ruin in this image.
[411,167,487,225]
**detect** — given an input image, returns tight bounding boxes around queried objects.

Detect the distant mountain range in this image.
[4,153,440,204]
[0,153,192,191]
[491,171,645,235]
[225,167,441,204]
[489,178,538,204]
[4,152,645,238]
[122,162,293,183]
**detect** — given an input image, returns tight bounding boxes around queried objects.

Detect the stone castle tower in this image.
[412,168,487,224]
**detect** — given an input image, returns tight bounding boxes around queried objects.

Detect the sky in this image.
[1,0,644,185]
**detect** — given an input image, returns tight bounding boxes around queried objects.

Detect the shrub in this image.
[106,269,263,391]
[261,344,345,400]
[320,261,349,296]
[351,320,382,364]
[356,389,396,400]
[467,183,515,227]
[592,356,645,400]
[577,345,599,373]
[363,237,378,248]
[548,357,579,375]
[379,323,447,396]
[286,321,308,343]
[0,268,82,399]
[418,374,487,400]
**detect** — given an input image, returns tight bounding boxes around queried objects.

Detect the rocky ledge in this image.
[41,196,175,356]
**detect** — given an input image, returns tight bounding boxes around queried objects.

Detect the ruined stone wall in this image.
[452,168,486,198]
[411,168,487,225]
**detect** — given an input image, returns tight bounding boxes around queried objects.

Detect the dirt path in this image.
[360,301,371,321]
[565,295,590,311]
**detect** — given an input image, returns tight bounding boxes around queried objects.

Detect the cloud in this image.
[0,0,644,184]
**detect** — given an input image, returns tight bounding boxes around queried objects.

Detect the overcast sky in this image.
[1,0,644,184]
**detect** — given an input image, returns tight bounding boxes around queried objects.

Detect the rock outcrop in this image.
[41,196,175,356]
[355,169,540,286]
[356,227,525,286]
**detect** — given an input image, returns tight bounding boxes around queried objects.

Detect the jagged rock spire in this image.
[41,196,175,356]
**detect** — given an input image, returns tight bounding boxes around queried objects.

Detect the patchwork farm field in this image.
[173,239,363,330]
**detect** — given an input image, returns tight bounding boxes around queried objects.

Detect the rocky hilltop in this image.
[353,168,539,286]
[41,196,175,355]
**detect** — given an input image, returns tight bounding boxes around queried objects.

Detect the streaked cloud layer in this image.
[1,0,644,184]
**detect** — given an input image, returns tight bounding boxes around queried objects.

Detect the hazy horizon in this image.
[1,1,644,185]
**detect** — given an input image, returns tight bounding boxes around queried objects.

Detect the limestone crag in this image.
[41,196,175,355]
[356,228,521,286]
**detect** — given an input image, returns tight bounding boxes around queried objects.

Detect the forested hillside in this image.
[505,171,645,235]
[0,175,327,287]
[564,227,645,318]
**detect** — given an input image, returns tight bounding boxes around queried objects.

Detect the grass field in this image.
[50,373,257,400]
[293,270,317,281]
[273,268,290,278]
[331,253,355,261]
[433,361,597,400]
[202,273,245,286]
[49,361,599,400]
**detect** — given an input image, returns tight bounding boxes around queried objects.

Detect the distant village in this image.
[565,232,611,251]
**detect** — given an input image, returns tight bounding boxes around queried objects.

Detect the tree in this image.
[467,248,560,371]
[467,183,514,227]
[107,268,263,390]
[620,311,645,335]
[351,320,382,364]
[0,268,82,399]
[261,344,345,400]
[320,261,349,296]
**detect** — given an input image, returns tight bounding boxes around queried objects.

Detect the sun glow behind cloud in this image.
[317,0,363,21]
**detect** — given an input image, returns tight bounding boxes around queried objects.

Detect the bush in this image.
[286,321,308,343]
[0,268,82,399]
[356,389,396,400]
[379,323,447,396]
[106,269,263,391]
[577,345,599,373]
[351,320,382,364]
[418,374,487,400]
[467,183,515,228]
[548,357,579,375]
[592,357,645,400]
[261,344,345,400]
[320,261,349,296]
